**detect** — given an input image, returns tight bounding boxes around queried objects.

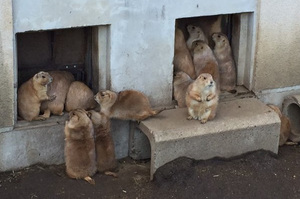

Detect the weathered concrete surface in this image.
[0,116,129,172]
[282,95,300,142]
[12,0,256,107]
[0,0,14,131]
[138,98,280,179]
[254,0,300,91]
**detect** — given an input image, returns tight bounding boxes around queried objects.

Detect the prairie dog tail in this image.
[151,108,166,116]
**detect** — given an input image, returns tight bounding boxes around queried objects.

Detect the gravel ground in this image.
[1,145,300,199]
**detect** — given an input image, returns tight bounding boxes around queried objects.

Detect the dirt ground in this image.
[1,145,300,199]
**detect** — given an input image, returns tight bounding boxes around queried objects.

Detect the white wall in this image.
[13,0,257,107]
[0,0,14,131]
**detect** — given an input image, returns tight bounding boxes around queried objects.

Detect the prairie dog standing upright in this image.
[94,90,164,121]
[89,110,118,176]
[41,71,75,117]
[64,109,97,184]
[212,32,237,92]
[65,81,97,112]
[18,71,56,121]
[173,28,197,79]
[186,73,219,123]
[186,25,208,52]
[192,40,220,89]
[173,71,193,108]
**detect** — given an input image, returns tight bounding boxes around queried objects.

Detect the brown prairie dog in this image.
[173,71,193,108]
[17,71,56,121]
[64,109,97,184]
[192,40,220,89]
[186,73,219,124]
[41,71,75,117]
[94,90,164,121]
[267,104,291,146]
[65,81,97,112]
[173,28,197,79]
[89,110,118,177]
[186,25,208,52]
[212,32,237,92]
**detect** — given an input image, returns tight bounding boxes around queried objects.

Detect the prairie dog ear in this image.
[69,111,75,117]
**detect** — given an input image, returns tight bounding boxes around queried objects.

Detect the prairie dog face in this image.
[94,90,117,107]
[174,72,191,85]
[212,32,228,48]
[187,25,204,37]
[34,71,53,86]
[196,73,215,88]
[66,109,92,140]
[193,40,210,54]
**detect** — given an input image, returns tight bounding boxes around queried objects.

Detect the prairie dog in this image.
[192,40,220,89]
[212,32,237,92]
[173,28,197,79]
[267,104,291,146]
[186,25,208,52]
[89,110,118,177]
[41,71,75,117]
[94,90,164,121]
[186,73,219,123]
[65,81,97,112]
[173,71,193,108]
[17,71,56,121]
[64,109,97,184]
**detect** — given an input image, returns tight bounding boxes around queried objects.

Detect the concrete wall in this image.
[254,0,300,106]
[0,0,15,132]
[12,0,256,107]
[9,0,300,171]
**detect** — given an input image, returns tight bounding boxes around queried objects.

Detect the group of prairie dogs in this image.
[173,24,237,123]
[17,70,164,183]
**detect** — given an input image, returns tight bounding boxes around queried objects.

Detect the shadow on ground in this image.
[1,145,300,199]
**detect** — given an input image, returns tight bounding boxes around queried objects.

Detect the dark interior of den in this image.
[17,27,97,91]
[174,14,252,102]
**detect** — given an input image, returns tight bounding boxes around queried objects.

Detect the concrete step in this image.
[138,98,280,180]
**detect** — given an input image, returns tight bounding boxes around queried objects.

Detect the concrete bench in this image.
[138,98,280,180]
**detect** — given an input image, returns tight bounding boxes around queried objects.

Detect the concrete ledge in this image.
[0,116,130,172]
[138,98,280,180]
[282,94,300,142]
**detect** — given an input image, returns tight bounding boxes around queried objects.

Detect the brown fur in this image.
[94,90,164,121]
[192,40,220,89]
[267,104,291,146]
[173,28,197,79]
[212,32,237,92]
[186,25,208,52]
[89,110,118,175]
[173,71,193,108]
[41,71,75,117]
[17,71,56,121]
[64,109,97,184]
[65,81,97,112]
[186,73,219,123]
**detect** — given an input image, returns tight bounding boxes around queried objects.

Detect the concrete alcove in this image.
[283,95,300,142]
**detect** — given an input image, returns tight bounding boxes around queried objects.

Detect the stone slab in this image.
[138,98,281,180]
